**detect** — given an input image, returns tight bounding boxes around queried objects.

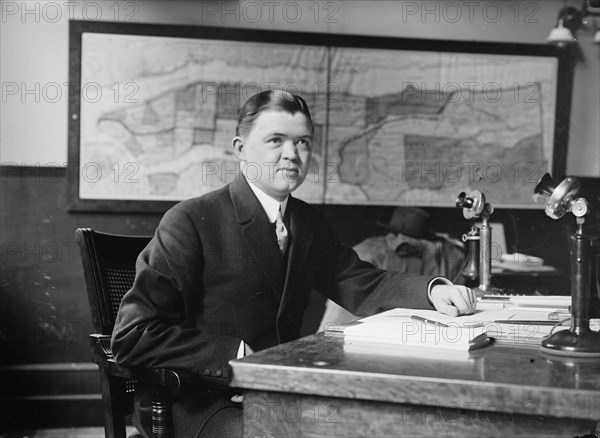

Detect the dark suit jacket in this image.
[111,174,435,393]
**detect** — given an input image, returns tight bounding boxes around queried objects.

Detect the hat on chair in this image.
[376,207,433,239]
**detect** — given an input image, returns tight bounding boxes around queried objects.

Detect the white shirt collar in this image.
[242,169,288,223]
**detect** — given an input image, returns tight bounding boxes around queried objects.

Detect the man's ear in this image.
[232,136,245,160]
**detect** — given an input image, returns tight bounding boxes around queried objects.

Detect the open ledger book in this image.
[343,308,492,356]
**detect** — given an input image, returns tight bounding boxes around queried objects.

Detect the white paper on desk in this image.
[346,309,491,350]
[350,308,538,349]
[487,323,557,346]
[479,295,570,309]
[356,308,549,325]
[490,318,600,345]
[343,341,480,360]
[507,296,570,308]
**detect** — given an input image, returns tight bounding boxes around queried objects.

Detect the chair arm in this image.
[89,334,133,379]
[89,334,196,388]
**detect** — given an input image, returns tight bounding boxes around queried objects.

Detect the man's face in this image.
[233,110,313,201]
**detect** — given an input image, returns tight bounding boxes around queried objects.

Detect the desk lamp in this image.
[456,190,502,296]
[533,173,600,357]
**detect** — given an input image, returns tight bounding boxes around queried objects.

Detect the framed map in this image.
[67,21,573,212]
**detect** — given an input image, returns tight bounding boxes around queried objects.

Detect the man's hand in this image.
[430,285,476,316]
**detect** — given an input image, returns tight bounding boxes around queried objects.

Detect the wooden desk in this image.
[230,332,600,437]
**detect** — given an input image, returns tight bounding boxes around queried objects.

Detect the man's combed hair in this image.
[236,90,314,137]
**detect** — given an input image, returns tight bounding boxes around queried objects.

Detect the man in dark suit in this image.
[111,90,476,437]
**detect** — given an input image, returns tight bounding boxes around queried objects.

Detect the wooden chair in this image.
[76,228,189,438]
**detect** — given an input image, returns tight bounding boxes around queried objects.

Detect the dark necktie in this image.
[275,206,288,254]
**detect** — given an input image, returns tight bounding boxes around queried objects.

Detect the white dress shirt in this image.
[241,162,288,221]
[246,180,288,223]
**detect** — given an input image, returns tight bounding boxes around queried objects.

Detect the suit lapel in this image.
[230,176,284,300]
[279,196,314,318]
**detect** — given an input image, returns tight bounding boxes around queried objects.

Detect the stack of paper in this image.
[343,309,491,353]
[488,320,600,346]
[491,252,556,272]
[341,307,600,351]
[477,294,570,310]
[487,322,557,346]
[505,295,570,308]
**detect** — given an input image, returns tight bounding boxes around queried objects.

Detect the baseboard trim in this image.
[0,362,103,429]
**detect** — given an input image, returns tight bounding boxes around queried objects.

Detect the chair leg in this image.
[99,371,128,438]
[152,400,174,438]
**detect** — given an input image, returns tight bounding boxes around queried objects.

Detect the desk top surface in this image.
[230,332,600,420]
